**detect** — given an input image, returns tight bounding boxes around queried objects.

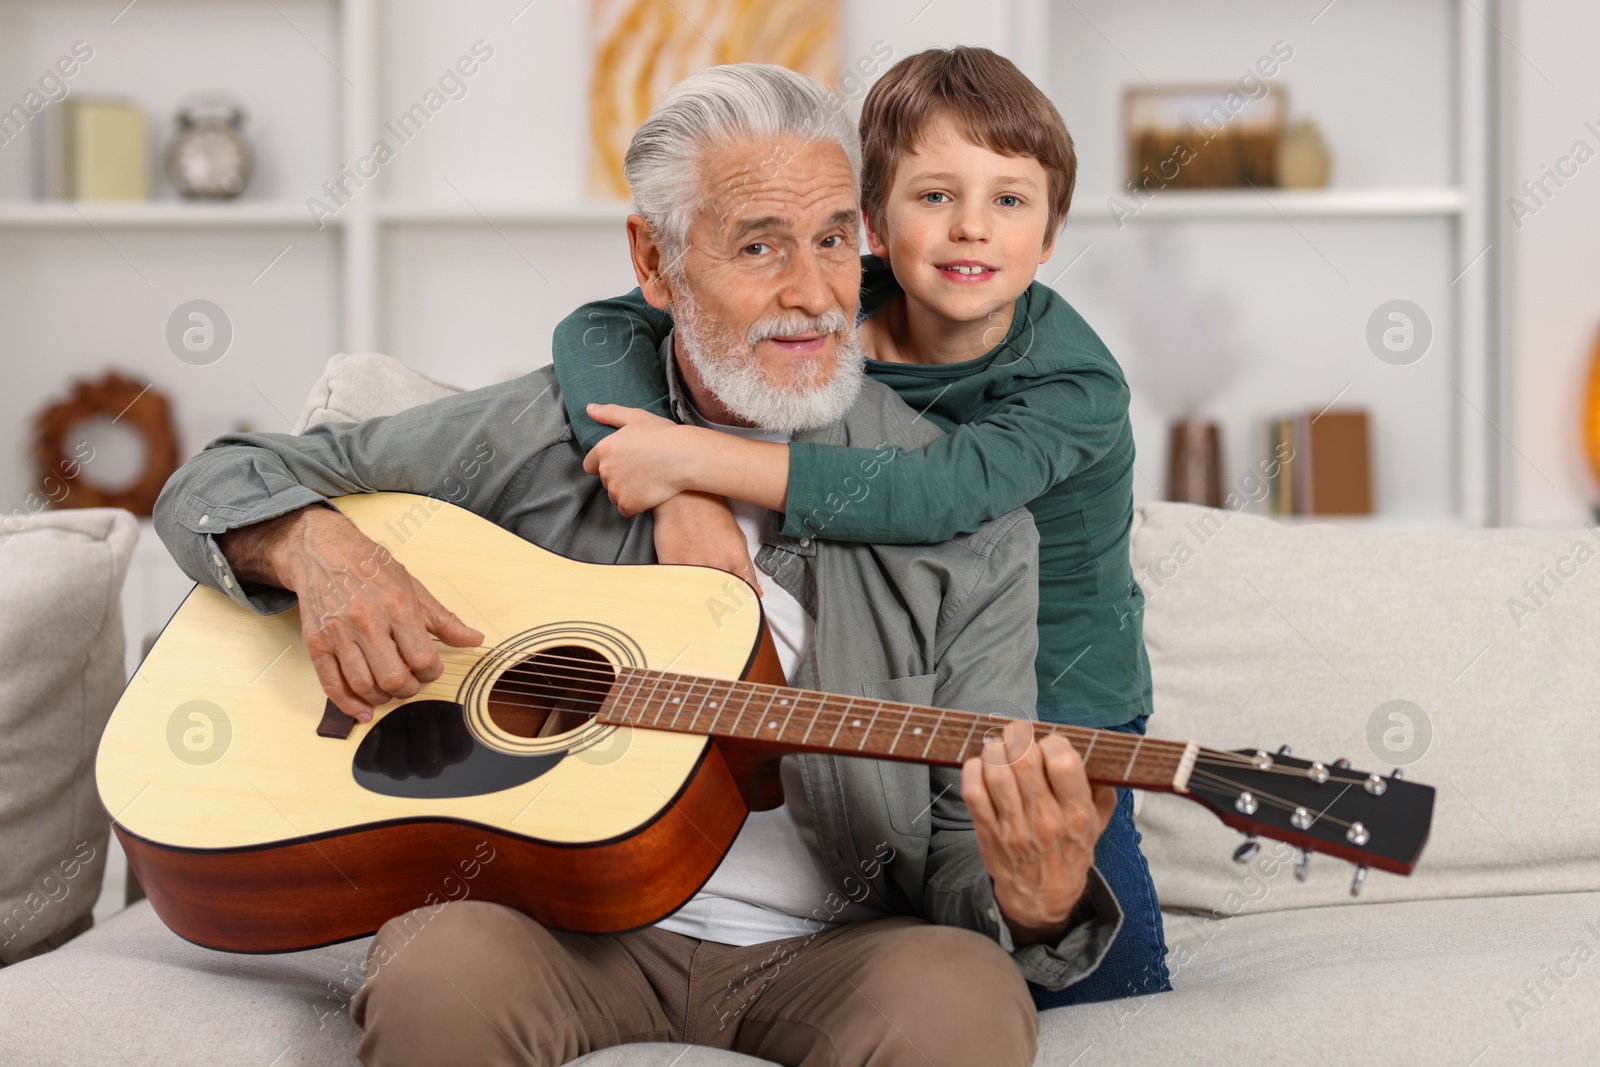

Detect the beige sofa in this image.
[2,353,1596,1066]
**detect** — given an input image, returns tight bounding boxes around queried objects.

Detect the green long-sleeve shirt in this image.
[552,255,1151,727]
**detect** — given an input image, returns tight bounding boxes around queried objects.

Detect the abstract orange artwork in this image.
[589,0,841,199]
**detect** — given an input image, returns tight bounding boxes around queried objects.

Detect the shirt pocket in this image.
[863,673,939,837]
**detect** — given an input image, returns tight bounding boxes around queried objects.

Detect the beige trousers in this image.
[349,900,1038,1067]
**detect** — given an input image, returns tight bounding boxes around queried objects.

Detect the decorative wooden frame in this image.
[1123,82,1288,191]
[32,370,178,517]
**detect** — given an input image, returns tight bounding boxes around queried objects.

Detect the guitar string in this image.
[334,640,1379,842]
[334,646,1377,850]
[329,648,1383,786]
[493,659,1375,785]
[341,648,1182,778]
[349,649,1379,785]
[405,651,1174,750]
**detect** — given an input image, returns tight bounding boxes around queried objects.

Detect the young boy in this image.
[551,47,1169,1007]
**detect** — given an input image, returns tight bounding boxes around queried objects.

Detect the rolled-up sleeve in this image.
[153,370,568,616]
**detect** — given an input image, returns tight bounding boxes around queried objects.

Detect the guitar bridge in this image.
[316,698,356,740]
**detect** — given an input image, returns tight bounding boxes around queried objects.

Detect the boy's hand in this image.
[582,403,700,516]
[652,492,763,597]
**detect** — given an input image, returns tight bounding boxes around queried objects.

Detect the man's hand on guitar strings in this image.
[961,718,1118,946]
[259,505,484,722]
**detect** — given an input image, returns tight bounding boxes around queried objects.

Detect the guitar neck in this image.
[596,667,1200,794]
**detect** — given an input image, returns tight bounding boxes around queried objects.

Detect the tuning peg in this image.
[1232,835,1260,864]
[1332,758,1350,771]
[1275,744,1292,756]
[1391,768,1405,780]
[1294,850,1311,882]
[1350,865,1368,897]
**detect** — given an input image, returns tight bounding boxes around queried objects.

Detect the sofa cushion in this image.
[1033,893,1600,1066]
[1165,891,1600,990]
[1130,501,1600,914]
[0,506,137,965]
[0,898,370,1065]
[0,900,796,1066]
[292,352,461,434]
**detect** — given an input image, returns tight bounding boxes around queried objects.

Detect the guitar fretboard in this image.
[596,667,1197,792]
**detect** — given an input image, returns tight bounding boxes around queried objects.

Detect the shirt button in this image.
[223,576,233,590]
[198,514,209,525]
[799,537,812,548]
[212,553,224,567]
[986,906,999,923]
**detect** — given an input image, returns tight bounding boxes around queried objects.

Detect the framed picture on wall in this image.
[1123,83,1287,191]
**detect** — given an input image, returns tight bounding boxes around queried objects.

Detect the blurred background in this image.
[0,0,1596,666]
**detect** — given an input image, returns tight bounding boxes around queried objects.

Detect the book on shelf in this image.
[1267,408,1373,516]
[33,97,149,201]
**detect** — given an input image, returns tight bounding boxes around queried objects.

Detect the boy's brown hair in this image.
[858,46,1076,249]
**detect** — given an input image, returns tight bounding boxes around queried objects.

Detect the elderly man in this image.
[152,64,1119,1067]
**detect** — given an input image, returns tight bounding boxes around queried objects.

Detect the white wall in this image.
[1503,0,1600,525]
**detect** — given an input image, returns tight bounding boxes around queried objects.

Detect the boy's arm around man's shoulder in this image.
[785,283,1134,545]
[551,287,675,453]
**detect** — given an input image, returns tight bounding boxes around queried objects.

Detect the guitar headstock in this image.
[1183,746,1435,884]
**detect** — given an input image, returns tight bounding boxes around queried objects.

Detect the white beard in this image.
[671,285,865,434]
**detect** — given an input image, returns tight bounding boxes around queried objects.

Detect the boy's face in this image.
[866,112,1055,325]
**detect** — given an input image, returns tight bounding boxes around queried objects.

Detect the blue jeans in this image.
[1029,714,1172,1009]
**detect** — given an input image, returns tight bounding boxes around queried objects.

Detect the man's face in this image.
[665,136,865,431]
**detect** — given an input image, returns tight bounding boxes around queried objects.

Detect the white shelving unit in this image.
[375,200,635,225]
[1067,186,1470,221]
[1019,0,1498,529]
[0,200,323,227]
[0,0,1499,542]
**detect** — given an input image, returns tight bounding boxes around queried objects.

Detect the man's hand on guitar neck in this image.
[217,503,484,723]
[962,718,1119,946]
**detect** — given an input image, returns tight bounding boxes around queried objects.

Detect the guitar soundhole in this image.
[487,645,615,739]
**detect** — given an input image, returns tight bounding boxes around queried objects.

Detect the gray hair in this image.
[623,63,860,277]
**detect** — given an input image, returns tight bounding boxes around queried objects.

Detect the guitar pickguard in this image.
[352,699,565,799]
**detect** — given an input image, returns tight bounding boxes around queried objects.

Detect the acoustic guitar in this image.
[97,492,1435,953]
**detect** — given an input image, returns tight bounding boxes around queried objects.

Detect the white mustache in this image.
[746,309,850,347]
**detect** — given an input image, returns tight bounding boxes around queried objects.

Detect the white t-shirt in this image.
[652,378,886,945]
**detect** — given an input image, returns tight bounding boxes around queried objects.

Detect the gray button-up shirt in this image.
[151,340,1121,991]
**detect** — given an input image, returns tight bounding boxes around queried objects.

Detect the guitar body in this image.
[97,492,785,953]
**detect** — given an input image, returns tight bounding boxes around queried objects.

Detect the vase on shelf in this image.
[1277,119,1332,189]
[1166,416,1223,507]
